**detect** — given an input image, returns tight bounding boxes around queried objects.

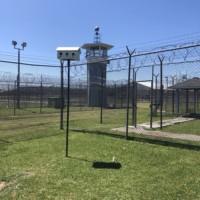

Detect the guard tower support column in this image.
[82,27,113,107]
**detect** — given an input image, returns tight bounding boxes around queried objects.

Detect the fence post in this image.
[154,73,159,117]
[40,75,43,113]
[114,83,117,108]
[132,68,138,128]
[125,46,135,139]
[150,66,154,129]
[158,56,164,130]
[120,82,123,108]
[7,83,10,108]
[14,80,16,115]
[100,66,103,124]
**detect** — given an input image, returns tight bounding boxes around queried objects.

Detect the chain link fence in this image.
[0,43,200,146]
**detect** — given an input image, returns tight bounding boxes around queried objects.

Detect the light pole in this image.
[12,40,27,109]
[154,73,159,116]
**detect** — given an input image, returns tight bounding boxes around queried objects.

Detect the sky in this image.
[1,0,200,64]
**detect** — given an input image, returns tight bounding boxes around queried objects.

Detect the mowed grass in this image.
[161,120,200,136]
[0,108,200,199]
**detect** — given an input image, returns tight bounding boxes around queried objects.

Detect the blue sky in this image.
[1,0,200,63]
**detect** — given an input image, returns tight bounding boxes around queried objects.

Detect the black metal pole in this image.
[120,82,123,108]
[135,80,138,127]
[60,61,64,129]
[150,66,154,129]
[14,80,16,115]
[100,67,103,124]
[194,89,197,113]
[17,49,20,109]
[154,74,159,117]
[7,84,10,108]
[115,83,117,108]
[66,59,70,157]
[40,75,43,113]
[186,90,189,113]
[132,68,135,126]
[158,56,164,130]
[165,76,169,114]
[126,56,131,139]
[132,68,138,128]
[125,46,135,140]
[171,76,175,114]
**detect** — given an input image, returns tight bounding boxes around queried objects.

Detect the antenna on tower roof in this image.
[94,26,101,43]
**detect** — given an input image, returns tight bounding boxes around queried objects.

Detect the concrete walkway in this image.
[112,117,200,142]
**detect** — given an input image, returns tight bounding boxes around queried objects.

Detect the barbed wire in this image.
[0,42,200,84]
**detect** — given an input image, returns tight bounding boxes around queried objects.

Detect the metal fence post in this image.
[132,68,138,128]
[158,56,164,130]
[150,66,154,129]
[40,75,43,113]
[125,46,135,139]
[100,66,103,124]
[14,80,17,115]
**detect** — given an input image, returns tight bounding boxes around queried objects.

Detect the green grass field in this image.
[161,120,200,136]
[0,108,200,199]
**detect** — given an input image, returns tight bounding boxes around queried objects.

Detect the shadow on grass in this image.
[92,162,121,169]
[68,156,122,169]
[72,129,200,151]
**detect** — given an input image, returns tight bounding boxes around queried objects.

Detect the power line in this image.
[110,32,200,54]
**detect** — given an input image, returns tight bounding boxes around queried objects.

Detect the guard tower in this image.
[82,27,113,107]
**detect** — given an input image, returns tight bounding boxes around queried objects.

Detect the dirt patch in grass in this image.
[25,172,35,177]
[0,181,6,191]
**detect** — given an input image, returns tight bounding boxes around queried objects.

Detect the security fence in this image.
[0,42,200,146]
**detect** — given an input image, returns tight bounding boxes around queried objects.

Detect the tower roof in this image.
[82,42,113,50]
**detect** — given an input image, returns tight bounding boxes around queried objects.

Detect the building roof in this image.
[56,47,81,51]
[137,82,150,90]
[121,82,150,90]
[169,77,200,90]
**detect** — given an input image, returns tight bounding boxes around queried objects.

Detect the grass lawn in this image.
[161,119,200,136]
[0,109,200,199]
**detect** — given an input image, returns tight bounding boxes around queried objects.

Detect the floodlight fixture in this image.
[21,42,27,49]
[12,40,17,47]
[12,40,27,50]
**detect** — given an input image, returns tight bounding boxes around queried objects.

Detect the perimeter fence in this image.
[0,43,200,146]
